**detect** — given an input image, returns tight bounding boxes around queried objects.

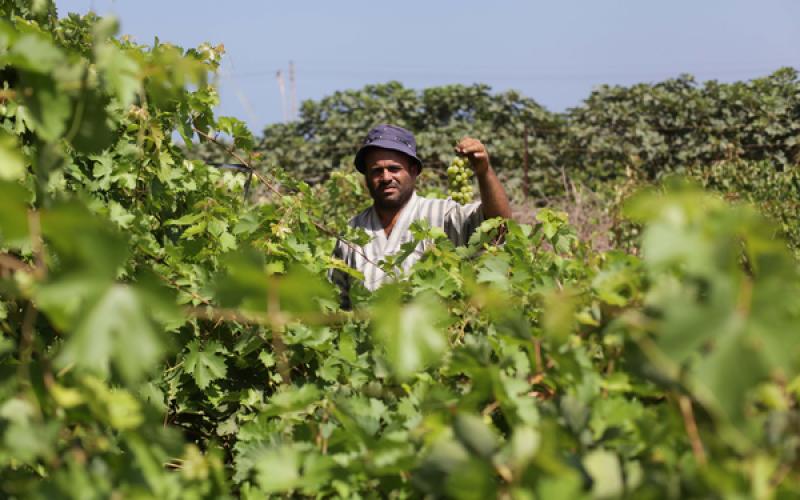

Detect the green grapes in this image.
[447,156,473,204]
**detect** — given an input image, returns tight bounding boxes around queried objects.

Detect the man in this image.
[330,123,511,306]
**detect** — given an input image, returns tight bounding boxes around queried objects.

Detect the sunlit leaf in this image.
[0,132,26,181]
[370,286,449,380]
[56,284,166,382]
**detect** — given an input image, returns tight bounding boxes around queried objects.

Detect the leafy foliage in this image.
[0,3,799,499]
[565,70,800,182]
[251,81,562,196]
[686,159,800,255]
[245,69,800,206]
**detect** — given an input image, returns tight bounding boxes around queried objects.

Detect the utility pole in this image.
[276,69,288,123]
[289,61,298,121]
[523,124,530,198]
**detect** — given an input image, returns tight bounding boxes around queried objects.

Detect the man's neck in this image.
[374,192,414,236]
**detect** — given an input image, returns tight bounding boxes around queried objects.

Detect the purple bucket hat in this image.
[354,124,423,174]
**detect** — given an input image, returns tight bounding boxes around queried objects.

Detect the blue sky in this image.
[56,1,800,133]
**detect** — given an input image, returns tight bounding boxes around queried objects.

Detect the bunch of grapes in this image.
[447,156,473,204]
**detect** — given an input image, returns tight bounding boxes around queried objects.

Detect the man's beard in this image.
[368,181,414,210]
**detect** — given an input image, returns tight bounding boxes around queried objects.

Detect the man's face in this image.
[363,148,419,210]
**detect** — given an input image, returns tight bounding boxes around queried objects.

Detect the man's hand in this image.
[455,137,490,177]
[454,136,511,220]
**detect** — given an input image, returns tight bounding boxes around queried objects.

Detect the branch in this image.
[678,394,707,467]
[267,286,291,385]
[17,302,37,392]
[186,305,365,327]
[0,254,34,274]
[28,210,46,280]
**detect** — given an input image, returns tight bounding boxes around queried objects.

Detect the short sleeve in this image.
[443,200,484,246]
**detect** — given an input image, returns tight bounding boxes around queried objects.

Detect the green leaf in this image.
[536,208,569,240]
[41,200,129,278]
[0,132,26,181]
[452,413,499,459]
[0,398,36,425]
[166,212,203,226]
[542,288,578,342]
[56,284,166,383]
[634,186,800,422]
[413,439,470,495]
[70,88,116,154]
[263,384,321,417]
[444,458,497,500]
[215,252,334,313]
[0,180,31,247]
[184,340,228,389]
[213,247,269,309]
[82,375,144,430]
[3,421,59,463]
[258,350,275,368]
[219,231,237,251]
[476,255,511,291]
[582,449,624,499]
[508,425,541,470]
[19,71,71,141]
[251,445,301,493]
[95,42,141,108]
[275,265,335,314]
[370,286,449,380]
[216,116,255,151]
[108,201,135,229]
[7,32,63,72]
[207,218,227,237]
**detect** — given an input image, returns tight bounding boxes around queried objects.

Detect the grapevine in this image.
[0,3,800,498]
[447,154,474,203]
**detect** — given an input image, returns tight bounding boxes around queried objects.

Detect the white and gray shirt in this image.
[330,192,484,301]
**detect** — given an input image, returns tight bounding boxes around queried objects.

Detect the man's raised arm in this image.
[455,137,512,220]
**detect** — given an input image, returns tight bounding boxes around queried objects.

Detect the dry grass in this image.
[510,171,618,252]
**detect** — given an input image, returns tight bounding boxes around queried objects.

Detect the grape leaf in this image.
[19,71,71,141]
[95,43,140,108]
[370,286,448,381]
[0,132,25,181]
[184,340,228,390]
[0,180,31,247]
[56,284,165,383]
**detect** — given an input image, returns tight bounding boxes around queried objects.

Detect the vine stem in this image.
[678,395,707,467]
[482,401,500,417]
[768,462,794,493]
[186,305,366,326]
[18,210,46,393]
[267,285,291,385]
[29,210,46,280]
[17,302,37,391]
[0,253,34,274]
[533,338,543,375]
[0,88,16,102]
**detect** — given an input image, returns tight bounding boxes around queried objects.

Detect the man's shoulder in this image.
[348,205,374,228]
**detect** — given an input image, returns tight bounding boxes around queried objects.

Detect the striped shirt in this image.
[330,192,484,303]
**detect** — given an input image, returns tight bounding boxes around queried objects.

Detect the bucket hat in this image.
[354,124,422,173]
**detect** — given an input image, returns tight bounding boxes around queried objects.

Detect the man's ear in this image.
[411,163,421,178]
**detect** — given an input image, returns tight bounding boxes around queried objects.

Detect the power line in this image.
[221,64,798,83]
